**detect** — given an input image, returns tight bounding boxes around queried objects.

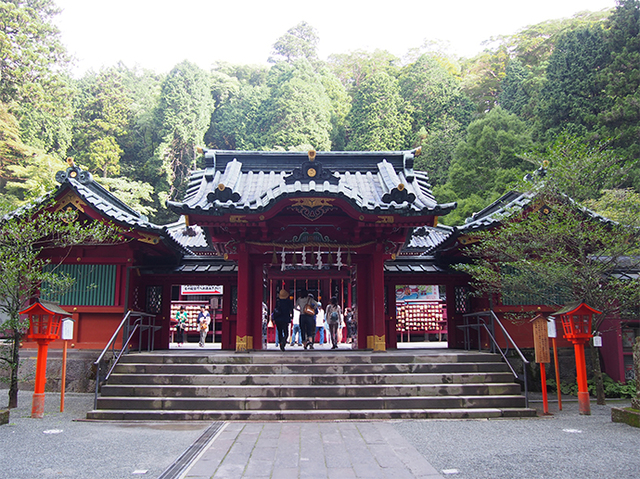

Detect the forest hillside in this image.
[1,0,639,226]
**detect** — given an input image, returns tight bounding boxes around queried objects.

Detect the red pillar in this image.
[31,341,51,418]
[574,342,591,415]
[236,244,252,351]
[371,247,386,352]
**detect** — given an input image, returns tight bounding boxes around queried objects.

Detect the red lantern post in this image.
[20,300,70,418]
[553,302,601,416]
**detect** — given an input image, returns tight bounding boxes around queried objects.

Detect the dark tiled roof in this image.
[167,149,456,217]
[55,166,161,231]
[458,190,620,234]
[402,225,456,255]
[458,191,533,234]
[51,166,191,255]
[165,218,209,253]
[384,258,450,274]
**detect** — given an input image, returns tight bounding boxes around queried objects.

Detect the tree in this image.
[457,140,640,405]
[154,61,214,200]
[499,58,532,118]
[256,60,333,151]
[0,206,121,408]
[70,68,133,177]
[327,49,400,92]
[598,0,640,162]
[346,70,411,151]
[0,0,69,106]
[0,102,67,207]
[269,22,320,65]
[399,53,473,185]
[535,25,611,142]
[442,107,532,223]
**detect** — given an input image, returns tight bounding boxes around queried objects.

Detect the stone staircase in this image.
[86,349,537,421]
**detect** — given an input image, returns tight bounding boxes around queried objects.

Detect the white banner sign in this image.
[181,285,224,295]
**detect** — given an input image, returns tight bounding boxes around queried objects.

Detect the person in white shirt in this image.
[290,306,302,346]
[315,303,326,345]
[197,305,210,347]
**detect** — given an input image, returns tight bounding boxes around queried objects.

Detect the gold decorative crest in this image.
[137,233,160,245]
[229,215,248,223]
[289,198,336,221]
[54,191,86,214]
[376,215,394,224]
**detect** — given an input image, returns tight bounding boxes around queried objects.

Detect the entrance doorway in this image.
[264,270,354,350]
[168,284,224,349]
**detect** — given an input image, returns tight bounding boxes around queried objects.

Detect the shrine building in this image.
[17,148,639,384]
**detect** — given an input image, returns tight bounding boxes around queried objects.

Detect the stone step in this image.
[112,361,510,376]
[118,351,504,365]
[99,382,522,398]
[107,371,517,386]
[95,395,528,411]
[86,407,537,421]
[90,350,535,421]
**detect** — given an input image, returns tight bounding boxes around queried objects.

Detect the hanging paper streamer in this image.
[316,247,323,269]
[281,248,286,271]
[302,246,308,266]
[336,247,343,270]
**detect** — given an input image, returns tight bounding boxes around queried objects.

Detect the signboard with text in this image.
[181,285,224,295]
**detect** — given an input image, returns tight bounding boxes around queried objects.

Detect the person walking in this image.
[325,296,343,349]
[297,292,317,350]
[315,303,325,345]
[175,306,187,347]
[290,306,302,346]
[197,305,210,347]
[272,289,294,351]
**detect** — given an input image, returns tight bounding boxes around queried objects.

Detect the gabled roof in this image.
[167,149,456,218]
[51,165,191,255]
[401,225,457,255]
[458,191,534,234]
[458,189,621,235]
[54,166,161,232]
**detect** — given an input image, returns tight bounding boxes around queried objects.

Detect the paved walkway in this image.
[2,390,639,479]
[182,422,442,479]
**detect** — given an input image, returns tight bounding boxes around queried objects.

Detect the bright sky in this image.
[54,0,618,77]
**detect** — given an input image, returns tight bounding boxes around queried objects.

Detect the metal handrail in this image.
[93,310,156,410]
[461,310,530,407]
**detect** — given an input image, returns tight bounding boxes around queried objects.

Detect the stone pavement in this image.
[182,421,443,479]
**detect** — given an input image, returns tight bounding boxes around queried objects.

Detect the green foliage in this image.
[598,0,640,161]
[535,25,611,142]
[585,189,640,227]
[520,134,636,203]
[457,181,640,324]
[499,59,532,118]
[155,61,214,200]
[346,70,411,151]
[547,375,637,398]
[269,22,320,65]
[257,60,333,150]
[0,205,122,407]
[0,103,68,207]
[440,107,532,224]
[327,49,401,93]
[0,0,69,106]
[94,176,156,217]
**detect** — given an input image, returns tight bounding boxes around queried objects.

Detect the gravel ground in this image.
[393,399,640,479]
[0,390,209,479]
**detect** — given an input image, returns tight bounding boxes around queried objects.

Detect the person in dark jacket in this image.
[296,292,317,350]
[273,289,294,351]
